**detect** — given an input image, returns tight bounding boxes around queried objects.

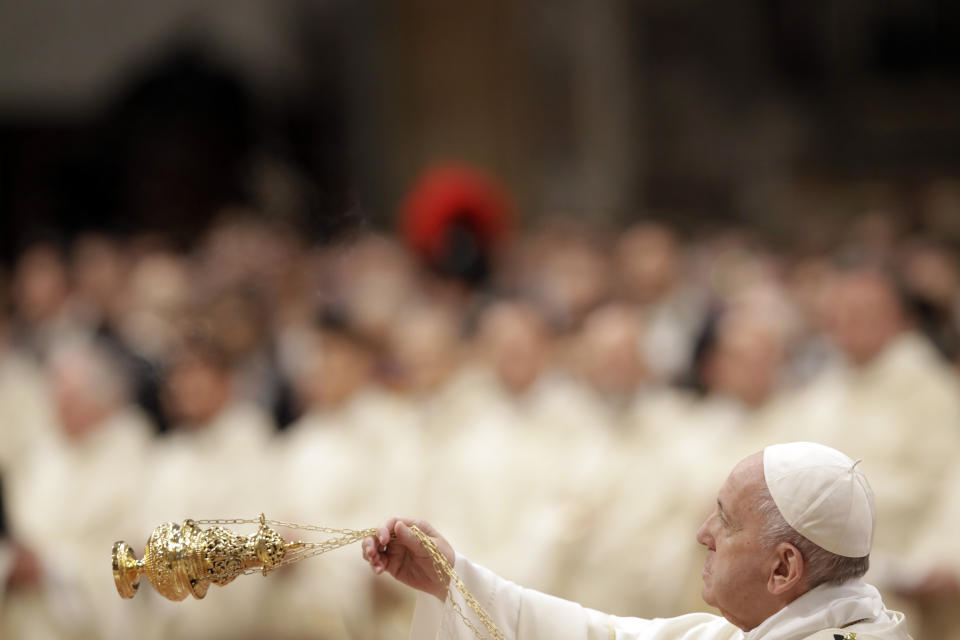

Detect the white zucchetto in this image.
[763,441,876,558]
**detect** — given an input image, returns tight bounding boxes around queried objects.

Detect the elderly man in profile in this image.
[363,442,912,639]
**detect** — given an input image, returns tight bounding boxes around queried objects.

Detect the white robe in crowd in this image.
[265,387,424,640]
[142,401,275,640]
[419,366,620,593]
[4,406,154,640]
[411,555,912,640]
[0,351,56,475]
[144,401,275,523]
[902,462,960,640]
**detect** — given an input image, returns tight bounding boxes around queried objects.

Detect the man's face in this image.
[828,271,904,366]
[707,318,784,407]
[695,453,775,630]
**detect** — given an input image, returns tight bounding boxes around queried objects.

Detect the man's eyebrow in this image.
[717,499,742,530]
[717,499,730,520]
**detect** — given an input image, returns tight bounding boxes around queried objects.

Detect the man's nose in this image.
[695,515,714,549]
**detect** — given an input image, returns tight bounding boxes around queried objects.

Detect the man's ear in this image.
[767,542,805,596]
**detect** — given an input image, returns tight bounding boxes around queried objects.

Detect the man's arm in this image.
[363,518,600,638]
[362,517,732,640]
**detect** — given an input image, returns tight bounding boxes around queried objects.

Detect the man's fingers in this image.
[408,518,437,538]
[366,517,442,578]
[361,537,376,561]
[361,538,377,567]
[394,521,428,555]
[377,520,396,547]
[362,536,389,574]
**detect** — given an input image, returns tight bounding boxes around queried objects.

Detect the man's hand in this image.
[361,517,455,602]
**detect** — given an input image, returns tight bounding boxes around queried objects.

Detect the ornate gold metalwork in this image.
[111,514,374,601]
[112,516,504,640]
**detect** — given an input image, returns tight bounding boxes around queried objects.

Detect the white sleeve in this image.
[410,553,737,640]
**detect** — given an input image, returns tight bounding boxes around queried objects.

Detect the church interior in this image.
[2,1,960,638]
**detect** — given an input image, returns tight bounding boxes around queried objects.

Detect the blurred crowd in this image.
[1,207,960,639]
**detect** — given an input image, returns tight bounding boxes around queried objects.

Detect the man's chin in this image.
[700,584,715,607]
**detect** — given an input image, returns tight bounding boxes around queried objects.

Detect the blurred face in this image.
[705,318,784,407]
[335,236,417,344]
[540,241,612,327]
[787,258,835,332]
[51,364,113,438]
[696,453,776,630]
[13,245,69,323]
[164,353,232,426]
[72,235,127,317]
[828,271,905,366]
[616,223,679,303]
[120,252,191,358]
[297,332,373,409]
[386,307,459,394]
[578,305,646,395]
[208,293,265,362]
[46,343,126,439]
[903,245,960,309]
[479,304,548,395]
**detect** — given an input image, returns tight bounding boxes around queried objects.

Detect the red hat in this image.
[399,163,511,263]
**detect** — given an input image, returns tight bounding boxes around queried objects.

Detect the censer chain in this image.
[191,518,504,640]
[195,517,377,537]
[194,518,377,579]
[410,524,504,640]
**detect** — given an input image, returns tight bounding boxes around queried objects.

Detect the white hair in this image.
[755,483,869,589]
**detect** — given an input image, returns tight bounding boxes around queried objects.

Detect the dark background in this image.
[3,0,960,264]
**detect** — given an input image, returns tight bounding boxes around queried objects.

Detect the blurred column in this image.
[570,0,640,221]
[349,0,641,223]
[361,0,533,220]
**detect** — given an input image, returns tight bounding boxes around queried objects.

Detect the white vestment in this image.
[410,555,912,640]
[5,406,156,640]
[0,350,56,475]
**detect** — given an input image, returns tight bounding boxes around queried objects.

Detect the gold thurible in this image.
[112,516,504,640]
[112,513,290,601]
